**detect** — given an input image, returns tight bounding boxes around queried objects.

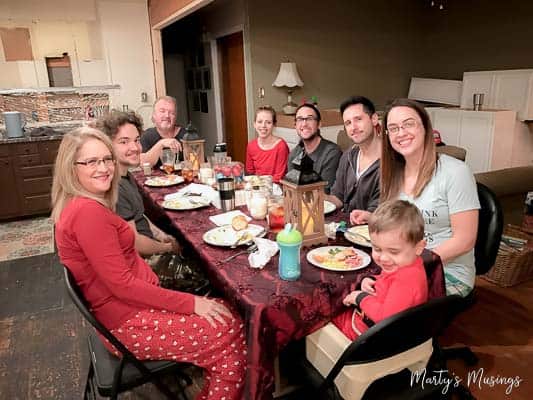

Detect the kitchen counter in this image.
[0,121,83,144]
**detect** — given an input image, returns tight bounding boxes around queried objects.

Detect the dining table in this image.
[131,170,446,400]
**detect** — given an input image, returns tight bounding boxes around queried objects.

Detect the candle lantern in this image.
[181,121,205,173]
[281,151,328,247]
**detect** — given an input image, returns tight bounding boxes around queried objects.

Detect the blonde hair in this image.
[368,200,425,244]
[380,98,437,201]
[51,127,119,222]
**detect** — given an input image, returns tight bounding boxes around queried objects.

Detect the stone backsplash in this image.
[0,92,110,124]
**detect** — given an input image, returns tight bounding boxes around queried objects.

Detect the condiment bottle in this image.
[276,223,303,281]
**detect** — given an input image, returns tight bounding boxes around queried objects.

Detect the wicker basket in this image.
[481,225,533,287]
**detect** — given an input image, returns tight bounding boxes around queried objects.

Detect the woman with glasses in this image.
[245,105,289,182]
[52,127,246,400]
[379,98,479,297]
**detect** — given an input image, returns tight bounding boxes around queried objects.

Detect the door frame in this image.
[150,2,254,145]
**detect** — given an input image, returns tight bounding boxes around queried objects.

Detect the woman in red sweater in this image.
[52,127,246,400]
[245,106,289,182]
[333,200,429,340]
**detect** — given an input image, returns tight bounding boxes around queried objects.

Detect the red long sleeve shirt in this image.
[245,138,289,182]
[334,257,428,340]
[55,197,195,329]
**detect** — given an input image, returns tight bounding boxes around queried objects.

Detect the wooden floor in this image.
[0,252,531,399]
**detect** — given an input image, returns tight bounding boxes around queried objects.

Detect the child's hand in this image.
[343,290,362,306]
[361,277,376,295]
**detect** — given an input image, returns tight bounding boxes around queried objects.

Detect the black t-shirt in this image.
[116,173,153,238]
[141,127,185,168]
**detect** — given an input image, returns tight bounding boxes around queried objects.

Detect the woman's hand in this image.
[343,290,362,306]
[361,277,376,295]
[350,210,371,225]
[194,297,233,328]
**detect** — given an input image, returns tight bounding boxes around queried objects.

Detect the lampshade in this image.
[272,62,304,88]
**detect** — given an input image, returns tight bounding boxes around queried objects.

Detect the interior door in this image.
[218,32,247,163]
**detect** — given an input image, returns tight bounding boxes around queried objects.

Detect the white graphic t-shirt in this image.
[400,154,480,292]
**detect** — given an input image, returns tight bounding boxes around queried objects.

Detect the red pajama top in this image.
[245,138,289,182]
[55,197,195,329]
[334,257,428,340]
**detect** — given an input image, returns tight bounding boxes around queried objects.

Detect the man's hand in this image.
[350,209,371,225]
[158,138,182,153]
[194,297,233,328]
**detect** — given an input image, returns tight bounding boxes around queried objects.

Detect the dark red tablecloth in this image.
[132,171,445,400]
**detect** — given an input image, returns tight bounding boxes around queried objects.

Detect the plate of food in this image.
[324,200,336,215]
[162,196,211,210]
[203,224,266,247]
[344,225,372,247]
[144,175,184,187]
[307,246,371,272]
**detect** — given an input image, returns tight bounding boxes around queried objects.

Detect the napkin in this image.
[249,237,279,269]
[272,183,283,196]
[209,210,252,227]
[164,183,218,203]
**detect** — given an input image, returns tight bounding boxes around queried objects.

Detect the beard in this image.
[301,128,320,143]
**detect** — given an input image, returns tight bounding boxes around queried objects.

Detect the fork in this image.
[218,244,258,264]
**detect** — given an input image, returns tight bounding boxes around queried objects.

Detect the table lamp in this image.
[272,62,304,115]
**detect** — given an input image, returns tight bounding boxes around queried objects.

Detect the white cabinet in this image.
[427,108,533,173]
[408,78,462,106]
[461,69,533,121]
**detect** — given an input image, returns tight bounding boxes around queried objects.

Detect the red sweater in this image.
[55,197,195,329]
[333,257,428,340]
[245,138,289,182]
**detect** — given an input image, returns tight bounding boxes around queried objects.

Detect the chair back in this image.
[63,266,133,358]
[475,182,504,275]
[324,295,464,384]
[436,145,467,161]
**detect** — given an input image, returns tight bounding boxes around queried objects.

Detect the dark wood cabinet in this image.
[0,139,61,220]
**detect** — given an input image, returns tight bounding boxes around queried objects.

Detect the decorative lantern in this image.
[281,151,328,247]
[181,121,205,173]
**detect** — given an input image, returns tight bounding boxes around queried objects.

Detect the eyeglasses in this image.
[295,116,318,124]
[75,155,115,168]
[386,118,419,135]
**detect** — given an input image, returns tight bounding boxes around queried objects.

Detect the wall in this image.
[0,0,156,124]
[247,0,425,113]
[418,0,533,79]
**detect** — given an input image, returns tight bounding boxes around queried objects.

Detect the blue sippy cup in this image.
[276,223,303,281]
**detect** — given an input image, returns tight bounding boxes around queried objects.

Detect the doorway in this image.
[218,31,247,163]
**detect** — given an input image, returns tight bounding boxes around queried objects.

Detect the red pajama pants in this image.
[103,303,247,400]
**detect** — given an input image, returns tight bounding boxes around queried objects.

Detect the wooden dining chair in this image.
[63,266,192,400]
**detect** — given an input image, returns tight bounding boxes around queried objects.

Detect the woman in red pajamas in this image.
[52,127,246,400]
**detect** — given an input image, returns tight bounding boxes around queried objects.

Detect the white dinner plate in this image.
[344,225,372,247]
[324,200,336,215]
[203,224,266,247]
[144,175,184,187]
[162,196,211,210]
[307,246,371,272]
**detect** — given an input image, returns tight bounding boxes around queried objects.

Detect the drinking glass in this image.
[181,161,194,183]
[160,148,176,174]
[267,195,285,233]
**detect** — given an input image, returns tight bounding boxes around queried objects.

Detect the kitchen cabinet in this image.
[427,108,533,173]
[460,69,533,121]
[0,146,21,219]
[0,139,60,220]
